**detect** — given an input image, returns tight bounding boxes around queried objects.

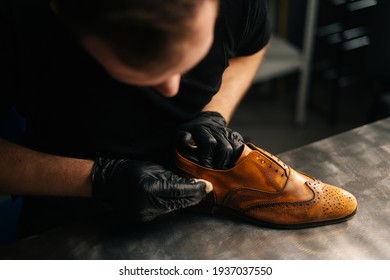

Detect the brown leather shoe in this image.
[175,143,357,228]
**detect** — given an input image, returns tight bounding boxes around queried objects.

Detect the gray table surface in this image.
[0,118,389,260]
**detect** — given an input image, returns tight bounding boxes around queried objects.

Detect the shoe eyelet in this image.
[261,160,265,164]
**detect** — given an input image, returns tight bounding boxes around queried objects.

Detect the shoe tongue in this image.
[235,144,253,165]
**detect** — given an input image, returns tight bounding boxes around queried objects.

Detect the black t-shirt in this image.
[1,0,270,237]
[1,0,270,165]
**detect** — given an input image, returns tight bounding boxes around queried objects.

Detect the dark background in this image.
[1,0,390,246]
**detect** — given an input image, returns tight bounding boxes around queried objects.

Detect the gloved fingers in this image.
[157,181,212,211]
[176,130,196,150]
[191,127,217,168]
[210,129,245,169]
[141,178,212,218]
[212,136,234,169]
[154,177,211,200]
[230,130,245,147]
[227,131,245,168]
[175,130,200,165]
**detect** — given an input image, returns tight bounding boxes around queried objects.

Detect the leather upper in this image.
[176,143,358,226]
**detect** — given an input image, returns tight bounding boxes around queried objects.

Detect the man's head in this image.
[53,0,219,97]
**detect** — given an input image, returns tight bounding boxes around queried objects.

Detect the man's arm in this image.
[1,2,91,197]
[0,138,93,197]
[202,45,268,123]
[176,46,268,169]
[0,138,209,221]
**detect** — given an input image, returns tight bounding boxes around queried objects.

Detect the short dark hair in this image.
[54,0,216,71]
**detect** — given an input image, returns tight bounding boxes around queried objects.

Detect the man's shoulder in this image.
[220,0,267,14]
[220,0,268,28]
[219,0,270,57]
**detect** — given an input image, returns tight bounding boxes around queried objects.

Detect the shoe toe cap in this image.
[318,182,358,220]
[243,181,358,227]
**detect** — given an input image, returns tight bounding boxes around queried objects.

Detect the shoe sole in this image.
[190,202,357,229]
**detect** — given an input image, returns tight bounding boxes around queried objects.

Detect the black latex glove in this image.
[91,158,209,221]
[176,111,244,169]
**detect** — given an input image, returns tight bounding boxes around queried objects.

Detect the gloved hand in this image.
[176,111,245,169]
[91,158,211,221]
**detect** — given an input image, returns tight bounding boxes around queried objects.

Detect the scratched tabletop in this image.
[0,118,389,259]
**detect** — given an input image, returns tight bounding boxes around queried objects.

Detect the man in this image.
[0,0,270,236]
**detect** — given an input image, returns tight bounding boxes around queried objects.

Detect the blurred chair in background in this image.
[367,0,390,121]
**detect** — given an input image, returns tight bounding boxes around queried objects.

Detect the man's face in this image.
[81,1,218,98]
